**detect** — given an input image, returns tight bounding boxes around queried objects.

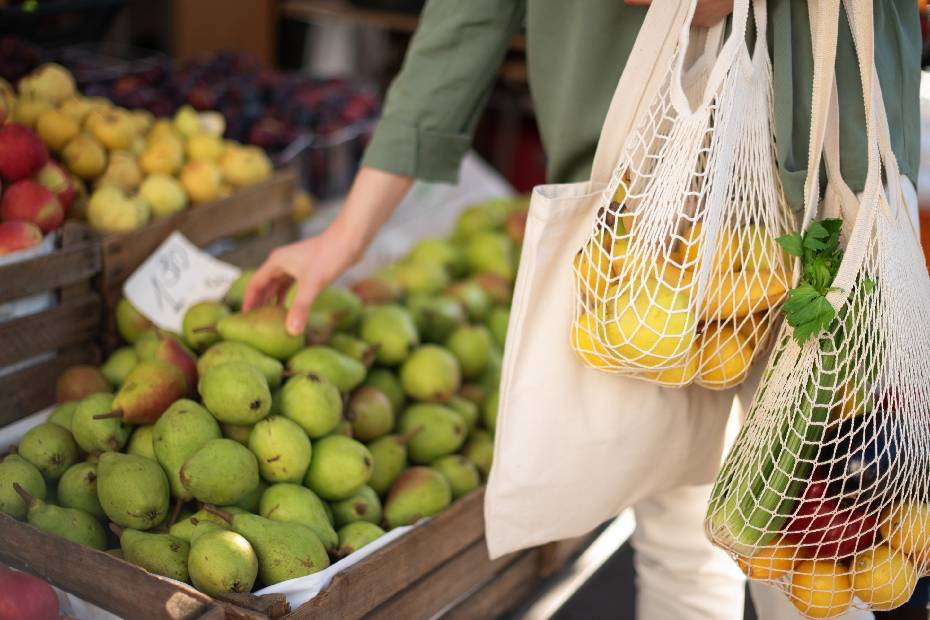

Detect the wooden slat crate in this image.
[0,222,102,425]
[96,168,298,350]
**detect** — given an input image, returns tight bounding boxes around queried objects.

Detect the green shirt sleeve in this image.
[361,0,526,183]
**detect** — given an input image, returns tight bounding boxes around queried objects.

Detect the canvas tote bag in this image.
[485,0,750,558]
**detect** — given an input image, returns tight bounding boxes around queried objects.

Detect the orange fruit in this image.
[737,542,799,580]
[790,560,853,619]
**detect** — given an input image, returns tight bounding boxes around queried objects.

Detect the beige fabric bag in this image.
[484,0,740,558]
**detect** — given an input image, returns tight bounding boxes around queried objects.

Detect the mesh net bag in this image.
[706,1,930,617]
[570,0,794,389]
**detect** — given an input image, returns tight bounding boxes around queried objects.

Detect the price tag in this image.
[123,231,242,333]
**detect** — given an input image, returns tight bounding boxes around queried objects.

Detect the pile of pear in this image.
[2,63,278,234]
[572,185,792,389]
[0,196,526,597]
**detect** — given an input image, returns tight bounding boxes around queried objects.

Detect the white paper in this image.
[122,231,241,333]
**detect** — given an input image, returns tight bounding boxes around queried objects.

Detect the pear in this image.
[329,420,354,438]
[452,201,509,240]
[288,347,366,393]
[248,416,312,483]
[56,365,110,402]
[221,422,254,446]
[359,305,419,366]
[101,346,138,387]
[304,436,373,501]
[285,286,362,331]
[346,387,394,442]
[364,368,406,414]
[383,467,452,528]
[408,238,465,277]
[464,231,515,281]
[258,483,338,551]
[18,422,79,480]
[232,479,267,513]
[458,383,487,408]
[180,439,259,505]
[395,259,450,296]
[14,483,106,549]
[182,302,229,351]
[169,507,244,542]
[208,507,330,585]
[125,424,156,460]
[97,452,169,530]
[188,529,258,596]
[329,333,379,366]
[101,360,187,424]
[337,522,385,557]
[197,341,283,388]
[279,373,342,438]
[487,307,510,349]
[484,388,499,435]
[463,430,494,477]
[57,462,104,518]
[331,486,382,528]
[406,295,467,343]
[430,455,480,499]
[473,273,513,306]
[367,433,413,496]
[199,361,271,425]
[134,332,198,394]
[0,455,46,519]
[223,270,254,310]
[115,526,189,581]
[398,404,466,464]
[445,325,494,379]
[115,297,152,344]
[153,399,221,499]
[215,306,303,360]
[399,345,461,403]
[72,393,130,453]
[447,280,493,323]
[351,276,401,305]
[447,395,479,433]
[47,401,77,431]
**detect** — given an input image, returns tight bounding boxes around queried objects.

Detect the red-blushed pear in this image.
[471,273,513,305]
[0,566,60,620]
[35,161,75,212]
[137,330,198,394]
[0,221,42,255]
[95,360,186,424]
[0,179,63,233]
[504,208,528,245]
[0,123,48,181]
[56,365,111,402]
[351,277,401,305]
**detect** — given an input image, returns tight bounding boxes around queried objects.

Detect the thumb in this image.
[286,278,321,336]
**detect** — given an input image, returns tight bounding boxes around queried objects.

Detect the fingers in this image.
[285,277,322,336]
[243,259,284,312]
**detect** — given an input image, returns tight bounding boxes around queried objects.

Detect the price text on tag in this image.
[123,231,242,333]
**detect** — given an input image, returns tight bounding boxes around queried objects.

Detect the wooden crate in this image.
[96,169,298,350]
[0,222,101,426]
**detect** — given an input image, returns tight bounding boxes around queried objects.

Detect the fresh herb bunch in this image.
[776,218,844,344]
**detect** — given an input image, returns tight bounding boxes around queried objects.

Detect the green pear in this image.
[125,424,156,460]
[359,305,419,366]
[153,399,222,499]
[280,373,342,438]
[445,280,491,322]
[258,483,338,551]
[115,297,152,343]
[188,529,258,596]
[180,439,259,505]
[364,368,406,414]
[430,455,480,499]
[452,201,508,241]
[408,238,465,277]
[197,341,283,388]
[328,419,354,438]
[458,383,488,408]
[286,286,362,332]
[232,479,267,513]
[288,346,366,393]
[223,270,254,310]
[463,231,515,281]
[487,307,510,349]
[248,416,311,482]
[182,301,230,351]
[198,361,271,425]
[367,434,411,496]
[395,259,449,295]
[101,346,138,387]
[398,404,466,464]
[336,522,385,557]
[47,401,77,431]
[383,467,451,528]
[221,422,253,445]
[346,387,393,442]
[304,436,373,501]
[97,452,169,530]
[331,486,382,528]
[329,332,378,366]
[217,306,303,360]
[14,483,106,549]
[0,455,46,519]
[406,295,467,344]
[169,506,245,542]
[18,422,79,480]
[447,395,479,433]
[57,462,104,518]
[117,527,189,581]
[463,430,493,477]
[483,387,499,435]
[445,325,494,379]
[399,345,461,402]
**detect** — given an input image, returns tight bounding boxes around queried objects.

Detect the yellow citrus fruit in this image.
[696,323,753,389]
[852,544,919,611]
[742,224,787,272]
[571,312,613,369]
[673,221,742,273]
[737,542,799,580]
[642,348,699,386]
[701,268,790,322]
[790,560,853,619]
[880,502,930,561]
[602,278,696,369]
[573,241,612,302]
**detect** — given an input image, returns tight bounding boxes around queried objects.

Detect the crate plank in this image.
[441,550,541,620]
[0,294,100,367]
[286,489,486,619]
[0,240,99,303]
[538,533,596,578]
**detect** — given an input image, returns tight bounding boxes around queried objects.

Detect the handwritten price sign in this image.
[123,232,242,333]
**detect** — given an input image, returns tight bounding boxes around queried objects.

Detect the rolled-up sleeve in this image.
[362,0,526,182]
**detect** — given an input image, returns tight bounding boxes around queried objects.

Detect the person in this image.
[245,2,920,618]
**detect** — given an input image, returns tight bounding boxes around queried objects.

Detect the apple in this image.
[0,221,43,255]
[0,567,60,620]
[0,179,63,233]
[35,161,75,212]
[0,123,49,182]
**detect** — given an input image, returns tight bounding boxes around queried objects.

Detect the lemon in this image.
[790,560,853,619]
[573,240,612,303]
[642,351,698,386]
[737,541,799,581]
[701,268,790,322]
[696,323,753,389]
[571,312,613,369]
[742,224,787,272]
[880,502,930,561]
[852,544,919,611]
[673,221,742,273]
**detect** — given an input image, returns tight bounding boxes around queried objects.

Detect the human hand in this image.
[624,0,734,27]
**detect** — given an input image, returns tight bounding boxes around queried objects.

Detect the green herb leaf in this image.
[777,232,804,257]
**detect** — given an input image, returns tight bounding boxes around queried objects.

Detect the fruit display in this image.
[0,195,525,599]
